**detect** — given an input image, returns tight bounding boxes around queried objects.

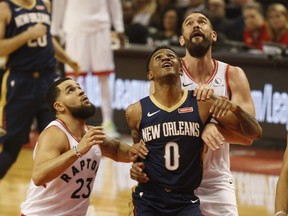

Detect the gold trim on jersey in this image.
[149,90,189,113]
[10,0,36,10]
[0,69,9,127]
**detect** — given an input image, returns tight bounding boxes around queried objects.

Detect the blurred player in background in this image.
[51,0,126,138]
[0,0,79,180]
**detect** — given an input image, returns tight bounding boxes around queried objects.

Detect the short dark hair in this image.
[46,77,72,114]
[146,45,180,72]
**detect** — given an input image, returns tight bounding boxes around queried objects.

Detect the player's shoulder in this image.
[126,101,141,115]
[0,1,11,20]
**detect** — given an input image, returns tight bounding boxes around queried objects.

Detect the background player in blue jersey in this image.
[126,46,262,216]
[0,0,79,179]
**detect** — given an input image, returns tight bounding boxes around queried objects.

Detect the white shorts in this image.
[65,29,114,75]
[196,177,238,216]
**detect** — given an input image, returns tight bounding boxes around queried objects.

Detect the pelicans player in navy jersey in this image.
[0,0,79,179]
[126,46,262,216]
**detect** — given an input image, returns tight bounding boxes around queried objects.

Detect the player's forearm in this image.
[32,150,78,186]
[102,137,131,162]
[0,31,30,56]
[275,174,288,213]
[52,37,71,64]
[232,105,262,140]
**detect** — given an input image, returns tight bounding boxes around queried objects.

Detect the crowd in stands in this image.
[121,0,288,52]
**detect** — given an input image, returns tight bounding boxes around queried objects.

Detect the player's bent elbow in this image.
[32,172,47,186]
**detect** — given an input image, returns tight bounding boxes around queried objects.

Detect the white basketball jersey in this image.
[21,120,102,216]
[180,59,233,183]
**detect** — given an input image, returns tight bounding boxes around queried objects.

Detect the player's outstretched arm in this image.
[275,134,288,214]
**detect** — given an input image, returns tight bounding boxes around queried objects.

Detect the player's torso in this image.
[139,90,205,193]
[180,59,233,181]
[21,120,102,215]
[180,59,230,97]
[5,0,56,71]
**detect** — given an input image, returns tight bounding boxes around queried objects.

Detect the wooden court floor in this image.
[0,133,283,216]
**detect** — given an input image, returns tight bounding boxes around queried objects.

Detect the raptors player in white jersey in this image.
[21,77,148,215]
[178,12,256,215]
[51,0,125,138]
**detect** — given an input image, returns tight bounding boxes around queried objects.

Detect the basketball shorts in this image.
[196,177,238,216]
[0,69,57,144]
[131,183,203,216]
[65,29,114,76]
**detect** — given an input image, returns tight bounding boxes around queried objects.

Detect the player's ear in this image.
[179,35,185,47]
[212,30,217,42]
[147,70,154,81]
[54,101,64,112]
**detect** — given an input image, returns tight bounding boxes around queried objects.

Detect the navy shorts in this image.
[131,183,203,216]
[0,68,58,144]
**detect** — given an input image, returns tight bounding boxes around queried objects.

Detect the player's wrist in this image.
[72,145,82,158]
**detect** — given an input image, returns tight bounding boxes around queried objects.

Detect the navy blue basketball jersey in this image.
[5,0,56,72]
[139,90,205,194]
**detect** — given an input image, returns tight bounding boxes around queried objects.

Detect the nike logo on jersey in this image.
[15,7,22,12]
[191,198,199,203]
[147,110,160,117]
[182,82,193,87]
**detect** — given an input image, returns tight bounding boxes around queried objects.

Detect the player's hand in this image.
[78,126,105,155]
[130,162,149,183]
[194,83,214,101]
[210,95,237,118]
[117,32,126,48]
[129,140,149,162]
[27,23,47,40]
[202,123,225,151]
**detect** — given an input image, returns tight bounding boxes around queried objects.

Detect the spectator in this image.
[149,0,177,32]
[206,0,235,42]
[123,0,149,44]
[242,1,270,50]
[226,0,255,41]
[132,0,156,26]
[149,6,182,46]
[266,3,288,46]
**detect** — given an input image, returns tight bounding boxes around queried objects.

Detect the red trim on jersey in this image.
[181,58,218,84]
[65,71,113,77]
[225,64,232,100]
[66,72,88,77]
[92,70,113,76]
[56,119,81,143]
[20,214,26,216]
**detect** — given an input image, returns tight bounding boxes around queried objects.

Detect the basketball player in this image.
[178,12,257,215]
[0,0,79,180]
[131,12,258,215]
[51,0,126,138]
[275,133,288,216]
[126,46,262,215]
[20,77,148,215]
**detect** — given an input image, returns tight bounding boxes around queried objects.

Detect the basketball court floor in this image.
[0,132,284,216]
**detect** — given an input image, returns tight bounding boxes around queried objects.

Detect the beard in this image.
[67,103,96,119]
[184,33,212,58]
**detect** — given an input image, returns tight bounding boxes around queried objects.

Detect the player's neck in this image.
[153,85,183,108]
[11,0,36,8]
[182,54,215,84]
[57,116,87,139]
